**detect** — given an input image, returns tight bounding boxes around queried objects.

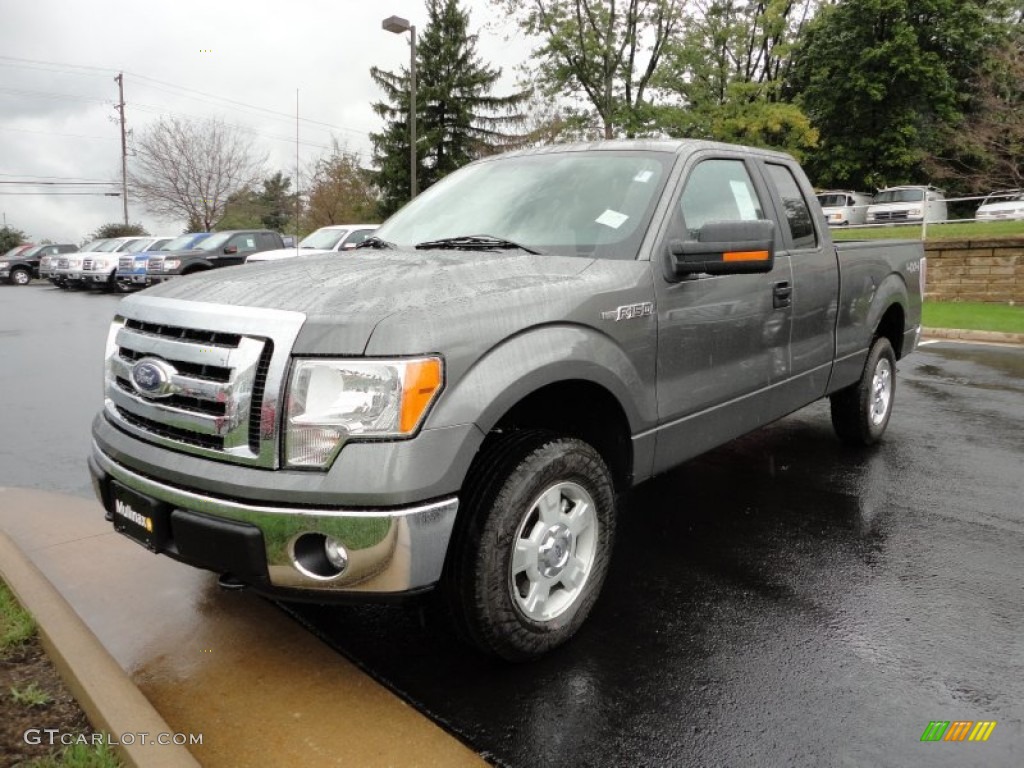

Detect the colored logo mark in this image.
[921,721,997,742]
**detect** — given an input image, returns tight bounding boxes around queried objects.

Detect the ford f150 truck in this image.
[89,140,924,660]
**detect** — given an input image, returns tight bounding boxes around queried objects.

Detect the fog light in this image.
[324,537,349,570]
[291,533,349,580]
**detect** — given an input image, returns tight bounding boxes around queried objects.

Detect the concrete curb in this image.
[0,532,200,768]
[922,327,1024,345]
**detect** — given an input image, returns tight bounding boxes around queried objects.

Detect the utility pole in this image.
[114,73,129,225]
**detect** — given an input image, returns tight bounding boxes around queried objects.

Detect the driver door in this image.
[652,153,793,473]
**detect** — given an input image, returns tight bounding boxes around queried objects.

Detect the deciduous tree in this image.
[90,222,149,239]
[305,142,379,227]
[496,0,684,138]
[129,116,266,231]
[0,226,27,253]
[789,0,997,189]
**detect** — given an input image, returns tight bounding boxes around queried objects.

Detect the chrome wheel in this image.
[870,358,892,426]
[510,481,598,622]
[11,268,30,285]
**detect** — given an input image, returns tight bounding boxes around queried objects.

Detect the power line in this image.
[0,54,370,137]
[0,125,118,142]
[0,86,110,105]
[0,180,118,186]
[0,191,121,196]
[0,172,116,182]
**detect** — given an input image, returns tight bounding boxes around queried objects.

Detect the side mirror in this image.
[223,244,239,255]
[669,219,775,277]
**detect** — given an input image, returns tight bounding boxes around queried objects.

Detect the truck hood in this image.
[133,249,596,354]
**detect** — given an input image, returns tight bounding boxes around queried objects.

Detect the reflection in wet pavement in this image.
[289,345,1024,767]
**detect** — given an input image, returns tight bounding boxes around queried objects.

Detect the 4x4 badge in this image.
[601,302,654,322]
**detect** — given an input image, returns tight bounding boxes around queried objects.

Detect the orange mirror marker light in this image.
[400,358,443,433]
[723,250,771,262]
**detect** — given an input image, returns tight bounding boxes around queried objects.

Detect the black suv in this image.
[146,230,285,284]
[1,243,78,285]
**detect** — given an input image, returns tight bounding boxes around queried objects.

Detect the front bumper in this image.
[90,441,460,597]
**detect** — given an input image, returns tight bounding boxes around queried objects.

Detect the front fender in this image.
[427,323,656,436]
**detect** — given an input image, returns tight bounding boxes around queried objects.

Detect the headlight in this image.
[828,213,842,221]
[162,258,181,270]
[907,207,922,216]
[94,258,112,270]
[0,261,8,268]
[285,357,443,468]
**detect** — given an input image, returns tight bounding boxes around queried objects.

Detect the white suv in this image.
[246,224,378,263]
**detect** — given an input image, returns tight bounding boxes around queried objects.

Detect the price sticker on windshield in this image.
[596,209,629,229]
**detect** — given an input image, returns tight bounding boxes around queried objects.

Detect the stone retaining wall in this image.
[924,238,1024,303]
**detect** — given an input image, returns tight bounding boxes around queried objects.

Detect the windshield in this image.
[79,239,107,252]
[874,189,925,204]
[982,191,1024,205]
[18,246,43,258]
[95,239,127,252]
[163,233,208,251]
[2,246,27,258]
[817,194,848,208]
[299,229,348,249]
[197,232,233,251]
[375,150,674,260]
[124,239,154,253]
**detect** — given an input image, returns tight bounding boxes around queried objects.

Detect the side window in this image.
[231,235,257,251]
[679,159,764,237]
[344,229,375,247]
[765,163,817,249]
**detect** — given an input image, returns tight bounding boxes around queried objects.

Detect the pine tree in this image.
[370,0,529,218]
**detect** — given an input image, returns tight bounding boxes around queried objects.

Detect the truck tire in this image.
[446,432,616,661]
[830,336,896,446]
[10,267,31,286]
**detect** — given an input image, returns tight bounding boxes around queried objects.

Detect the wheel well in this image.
[489,380,633,492]
[876,303,905,358]
[181,266,207,275]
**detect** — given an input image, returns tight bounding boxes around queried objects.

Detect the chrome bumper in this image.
[90,442,459,594]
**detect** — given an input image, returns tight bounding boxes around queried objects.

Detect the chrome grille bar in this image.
[103,296,306,468]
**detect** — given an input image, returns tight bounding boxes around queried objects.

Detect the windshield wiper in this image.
[414,235,541,255]
[355,236,396,250]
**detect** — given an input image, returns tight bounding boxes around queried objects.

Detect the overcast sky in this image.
[0,0,533,243]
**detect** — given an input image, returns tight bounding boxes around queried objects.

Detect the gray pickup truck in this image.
[89,140,924,660]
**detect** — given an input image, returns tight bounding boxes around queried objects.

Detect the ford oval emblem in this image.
[130,358,177,399]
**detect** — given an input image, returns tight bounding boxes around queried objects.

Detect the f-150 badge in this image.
[602,302,654,321]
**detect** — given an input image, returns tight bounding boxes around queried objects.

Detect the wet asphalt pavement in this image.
[2,283,1022,767]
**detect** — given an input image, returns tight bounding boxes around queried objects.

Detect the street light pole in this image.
[382,15,417,200]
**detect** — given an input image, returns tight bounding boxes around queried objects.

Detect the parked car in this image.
[91,139,925,660]
[116,233,211,290]
[867,186,947,225]
[1,243,78,285]
[816,190,873,226]
[975,190,1024,221]
[54,238,144,288]
[83,236,175,291]
[246,225,379,263]
[42,239,105,283]
[146,230,286,284]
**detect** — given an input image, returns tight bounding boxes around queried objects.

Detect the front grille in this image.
[57,258,69,269]
[874,211,909,222]
[148,257,163,272]
[103,300,305,468]
[83,258,94,270]
[118,256,132,271]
